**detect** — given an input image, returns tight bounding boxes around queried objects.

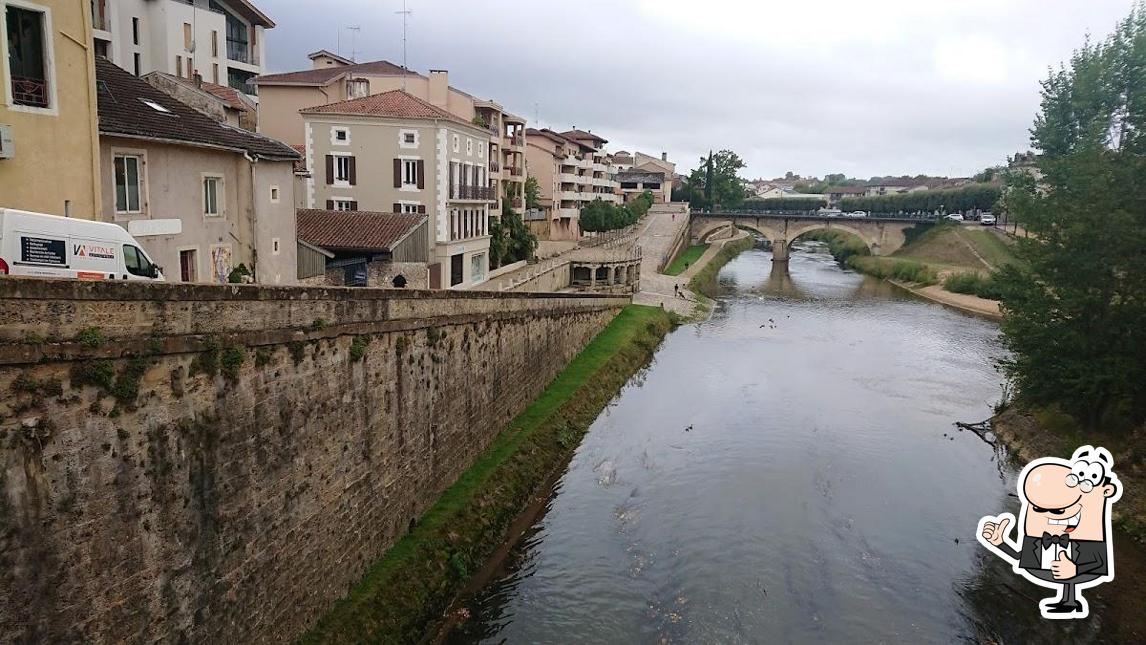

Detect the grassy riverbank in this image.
[683,236,757,320]
[664,244,708,276]
[301,305,674,644]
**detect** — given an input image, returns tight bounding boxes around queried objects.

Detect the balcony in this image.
[507,166,523,177]
[449,185,496,201]
[227,39,259,65]
[512,197,523,209]
[489,161,500,173]
[503,133,524,148]
[559,172,579,183]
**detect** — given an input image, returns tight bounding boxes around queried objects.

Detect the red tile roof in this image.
[297,209,426,253]
[561,129,608,144]
[158,72,253,112]
[299,90,472,127]
[254,60,416,86]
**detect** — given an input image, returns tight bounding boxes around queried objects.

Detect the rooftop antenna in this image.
[396,0,412,90]
[346,26,361,62]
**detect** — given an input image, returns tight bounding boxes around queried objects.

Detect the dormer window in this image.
[347,78,369,98]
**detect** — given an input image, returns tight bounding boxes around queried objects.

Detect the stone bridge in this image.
[691,212,930,269]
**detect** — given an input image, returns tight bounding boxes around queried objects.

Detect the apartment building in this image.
[95,57,299,284]
[525,128,621,240]
[89,0,272,96]
[300,90,495,289]
[1,0,102,218]
[631,151,676,203]
[255,54,527,214]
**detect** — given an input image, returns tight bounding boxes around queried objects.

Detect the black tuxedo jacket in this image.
[997,535,1108,576]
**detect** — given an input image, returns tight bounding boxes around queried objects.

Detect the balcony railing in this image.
[504,133,523,147]
[11,76,49,108]
[450,185,495,201]
[512,197,523,209]
[227,39,258,65]
[507,166,523,177]
[489,161,500,173]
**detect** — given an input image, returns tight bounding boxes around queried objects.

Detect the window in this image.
[5,4,52,109]
[132,16,139,45]
[466,138,473,155]
[452,134,459,152]
[471,252,486,283]
[203,176,221,216]
[271,238,280,255]
[331,127,349,145]
[332,199,355,211]
[183,23,192,50]
[212,63,219,84]
[269,186,280,203]
[211,30,218,56]
[133,52,141,76]
[450,253,463,286]
[179,249,197,282]
[140,98,170,113]
[347,78,368,98]
[335,156,352,182]
[402,159,418,186]
[176,55,182,77]
[404,132,415,144]
[478,142,484,157]
[400,203,420,214]
[123,245,155,277]
[114,154,143,213]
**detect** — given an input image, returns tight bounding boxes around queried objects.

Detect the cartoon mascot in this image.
[978,445,1122,619]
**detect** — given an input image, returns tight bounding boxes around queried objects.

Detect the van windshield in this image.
[123,245,155,277]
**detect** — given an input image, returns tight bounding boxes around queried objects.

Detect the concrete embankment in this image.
[302,305,674,644]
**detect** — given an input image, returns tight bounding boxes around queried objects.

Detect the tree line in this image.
[839,184,1001,214]
[580,190,654,233]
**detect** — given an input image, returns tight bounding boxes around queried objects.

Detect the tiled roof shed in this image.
[95,57,298,161]
[296,209,427,254]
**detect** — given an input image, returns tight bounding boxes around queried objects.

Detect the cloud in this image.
[258,0,1139,178]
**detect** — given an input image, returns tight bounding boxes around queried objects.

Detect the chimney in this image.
[428,69,448,108]
[661,151,667,162]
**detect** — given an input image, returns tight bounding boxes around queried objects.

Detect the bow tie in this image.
[1036,532,1069,549]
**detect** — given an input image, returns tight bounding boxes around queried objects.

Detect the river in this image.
[443,241,1133,643]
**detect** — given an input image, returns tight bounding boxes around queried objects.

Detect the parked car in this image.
[819,209,843,218]
[980,214,997,226]
[846,211,867,218]
[946,213,965,222]
[0,208,164,281]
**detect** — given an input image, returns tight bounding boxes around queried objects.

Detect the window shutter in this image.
[326,199,334,210]
[393,158,402,188]
[325,155,334,185]
[417,160,425,189]
[417,205,426,214]
[348,157,357,185]
[392,202,401,213]
[349,201,358,210]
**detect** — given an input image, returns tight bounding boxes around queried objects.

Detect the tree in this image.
[524,176,541,210]
[489,199,537,268]
[688,149,746,208]
[994,3,1146,428]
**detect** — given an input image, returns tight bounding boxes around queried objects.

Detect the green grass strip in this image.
[301,304,673,644]
[664,244,708,275]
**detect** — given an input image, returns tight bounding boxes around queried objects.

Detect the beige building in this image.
[90,0,273,96]
[631,151,676,203]
[300,90,495,289]
[524,128,621,240]
[254,53,527,214]
[1,0,102,218]
[96,57,299,284]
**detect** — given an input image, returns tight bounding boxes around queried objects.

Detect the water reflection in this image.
[444,243,1139,644]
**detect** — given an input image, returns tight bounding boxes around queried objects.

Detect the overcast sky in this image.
[259,0,1137,179]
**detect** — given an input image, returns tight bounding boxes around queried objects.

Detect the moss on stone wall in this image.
[300,305,674,644]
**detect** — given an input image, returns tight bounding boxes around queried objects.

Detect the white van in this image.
[0,209,164,281]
